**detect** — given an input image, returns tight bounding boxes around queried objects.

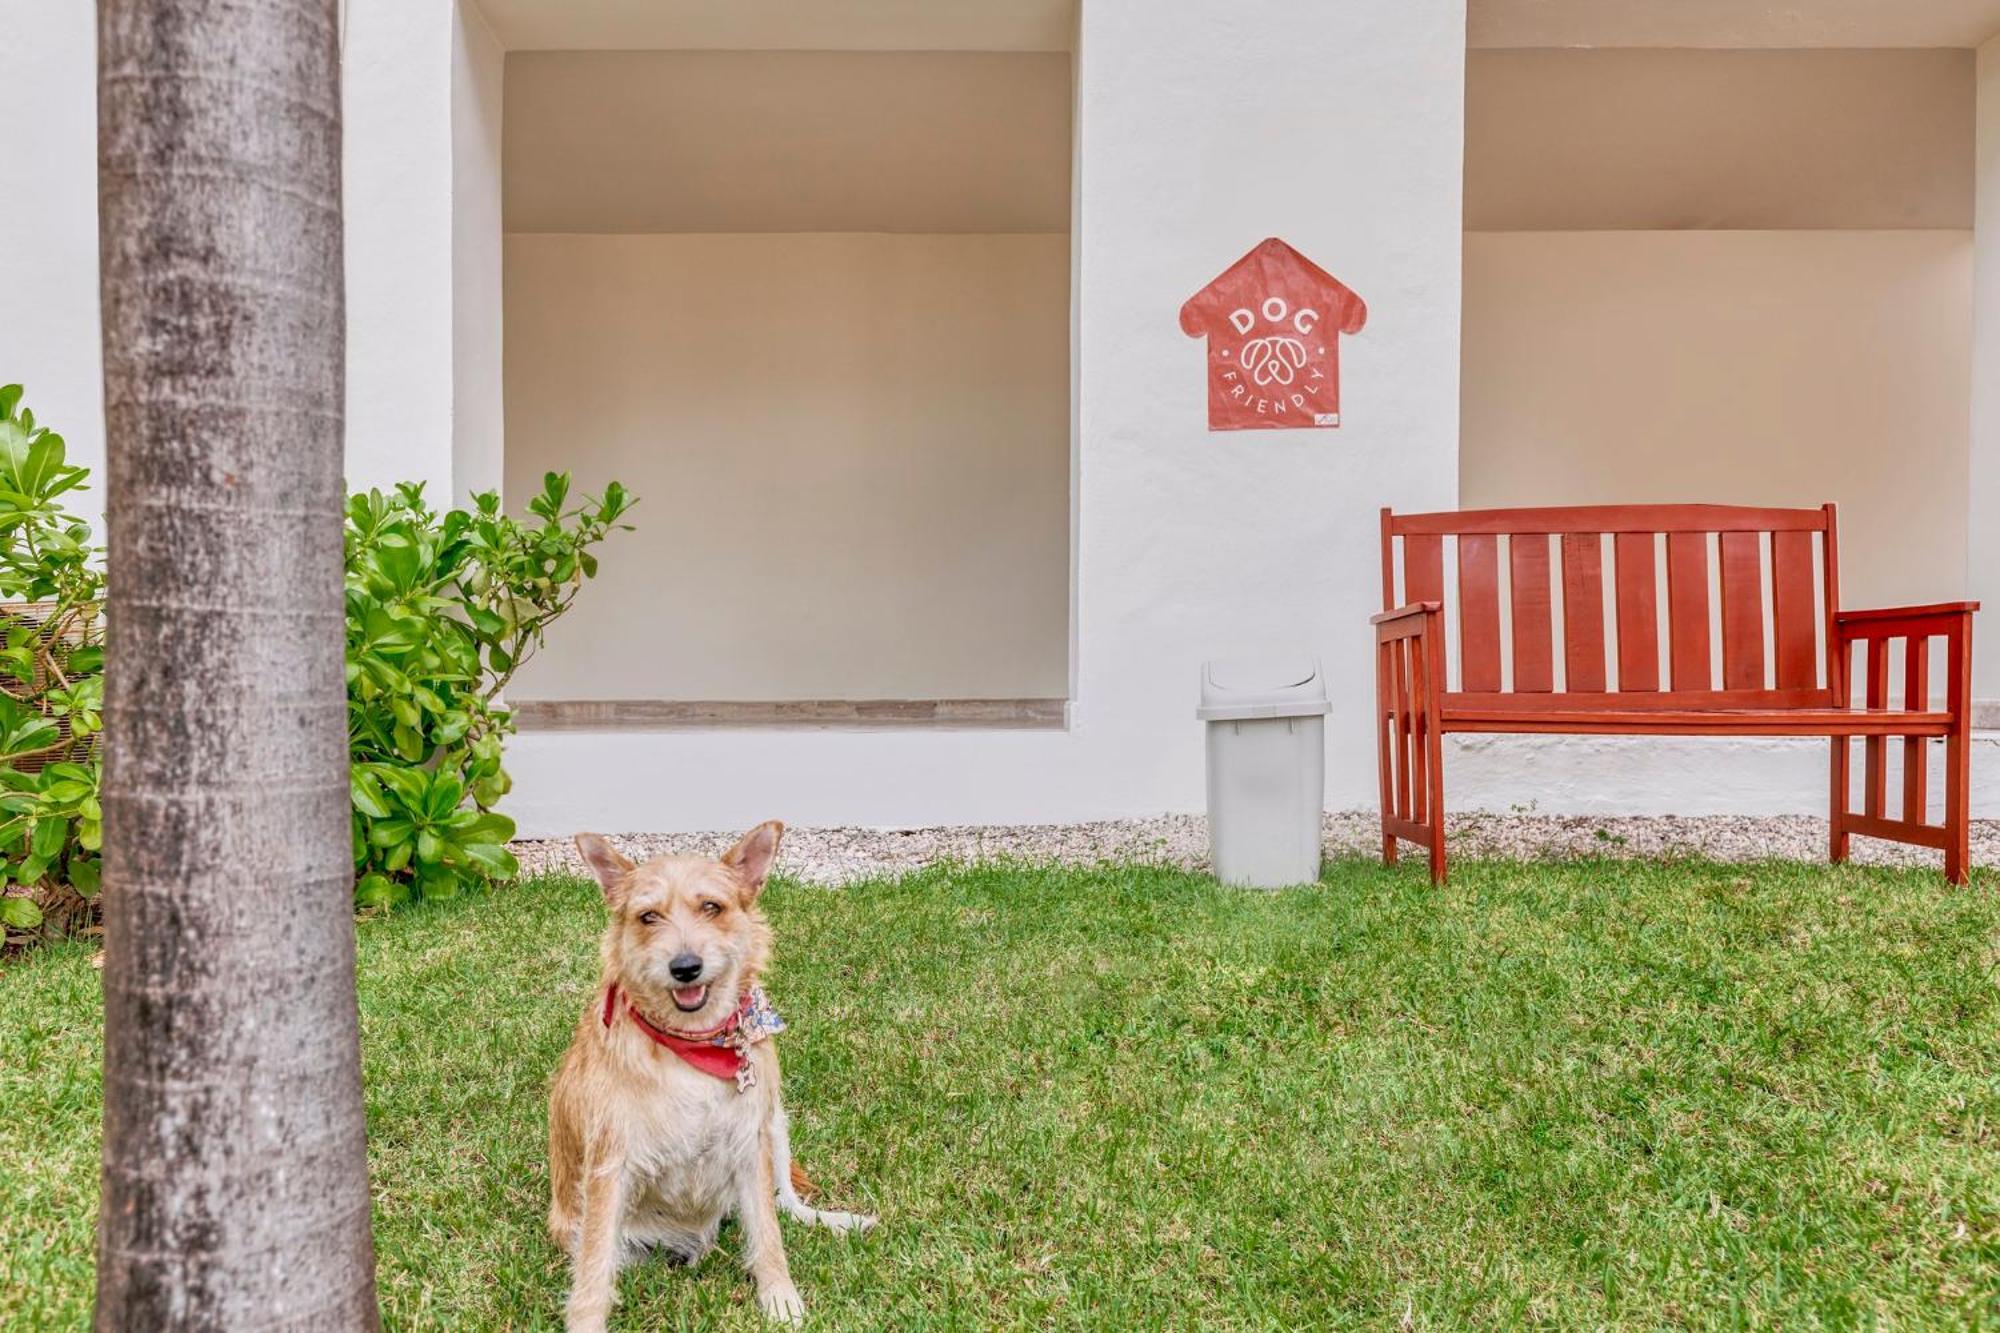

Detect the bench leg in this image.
[1945,728,1970,886]
[1424,721,1446,885]
[1945,613,1974,885]
[1828,736,1850,865]
[1376,625,1448,883]
[1375,641,1395,867]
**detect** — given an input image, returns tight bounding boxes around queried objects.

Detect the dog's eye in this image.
[700,900,723,918]
[637,911,662,926]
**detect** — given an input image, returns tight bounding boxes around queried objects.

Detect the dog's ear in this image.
[721,820,784,902]
[574,833,635,906]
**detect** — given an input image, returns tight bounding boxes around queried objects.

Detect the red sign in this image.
[1179,237,1367,432]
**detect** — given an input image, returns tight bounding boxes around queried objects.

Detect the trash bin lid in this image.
[1197,654,1330,721]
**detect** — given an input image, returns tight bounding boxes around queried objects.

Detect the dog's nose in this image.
[668,953,703,983]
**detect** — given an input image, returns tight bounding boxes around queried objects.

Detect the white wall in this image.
[0,0,479,517]
[1063,0,1464,791]
[0,1,105,535]
[504,0,1469,833]
[343,1,456,498]
[1463,230,1972,610]
[1973,38,2000,707]
[451,0,506,503]
[23,0,1977,832]
[504,233,1071,700]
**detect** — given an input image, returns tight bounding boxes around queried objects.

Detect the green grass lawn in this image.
[5,856,2000,1329]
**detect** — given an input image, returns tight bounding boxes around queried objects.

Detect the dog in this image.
[548,822,873,1329]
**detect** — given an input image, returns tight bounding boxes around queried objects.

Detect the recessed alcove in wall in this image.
[501,49,1073,719]
[1460,47,1974,612]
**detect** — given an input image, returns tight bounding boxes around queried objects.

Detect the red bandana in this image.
[601,984,753,1082]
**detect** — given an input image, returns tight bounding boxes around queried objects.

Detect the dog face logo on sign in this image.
[1179,238,1367,432]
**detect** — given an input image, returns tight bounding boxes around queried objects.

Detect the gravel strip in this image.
[513,813,2000,886]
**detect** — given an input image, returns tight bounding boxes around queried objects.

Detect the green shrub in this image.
[0,386,103,936]
[346,475,633,906]
[0,385,634,942]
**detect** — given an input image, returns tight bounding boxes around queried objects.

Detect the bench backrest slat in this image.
[1459,533,1502,692]
[1666,532,1711,690]
[1405,532,1443,605]
[1614,532,1660,693]
[1772,530,1819,690]
[1382,502,1838,708]
[1718,531,1765,691]
[1511,535,1554,693]
[1560,533,1606,692]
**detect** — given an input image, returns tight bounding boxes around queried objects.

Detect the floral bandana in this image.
[602,982,786,1091]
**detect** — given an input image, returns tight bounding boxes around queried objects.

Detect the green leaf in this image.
[354,872,396,907]
[0,895,42,928]
[30,816,64,860]
[463,843,519,879]
[351,771,391,819]
[366,762,430,809]
[68,857,100,897]
[452,811,516,845]
[424,773,465,822]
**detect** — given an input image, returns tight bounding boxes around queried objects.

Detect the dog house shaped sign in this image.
[1179,237,1367,431]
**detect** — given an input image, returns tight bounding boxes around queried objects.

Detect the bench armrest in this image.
[1836,601,1979,646]
[1370,600,1442,629]
[1837,600,1979,627]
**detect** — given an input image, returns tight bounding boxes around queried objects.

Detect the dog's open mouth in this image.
[671,984,708,1012]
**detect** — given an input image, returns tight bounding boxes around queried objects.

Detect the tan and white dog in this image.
[548,823,872,1329]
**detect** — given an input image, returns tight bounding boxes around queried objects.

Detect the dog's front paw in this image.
[758,1282,806,1324]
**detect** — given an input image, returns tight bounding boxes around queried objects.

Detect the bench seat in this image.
[1442,707,1954,737]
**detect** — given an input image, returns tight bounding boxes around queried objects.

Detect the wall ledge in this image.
[513,698,1067,732]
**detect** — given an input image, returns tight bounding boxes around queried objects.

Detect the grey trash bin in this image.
[1198,656,1329,888]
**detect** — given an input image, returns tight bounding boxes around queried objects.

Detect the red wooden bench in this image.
[1373,504,1978,883]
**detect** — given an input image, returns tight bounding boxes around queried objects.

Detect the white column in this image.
[0,1,106,534]
[1070,0,1466,809]
[451,0,506,504]
[342,0,462,501]
[1973,37,2000,723]
[0,2,489,515]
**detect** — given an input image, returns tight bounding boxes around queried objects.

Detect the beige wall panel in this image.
[1461,230,1971,609]
[478,0,1077,53]
[505,231,1070,701]
[504,50,1072,234]
[1466,49,1973,231]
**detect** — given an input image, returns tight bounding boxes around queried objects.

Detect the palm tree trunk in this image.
[95,1,379,1326]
